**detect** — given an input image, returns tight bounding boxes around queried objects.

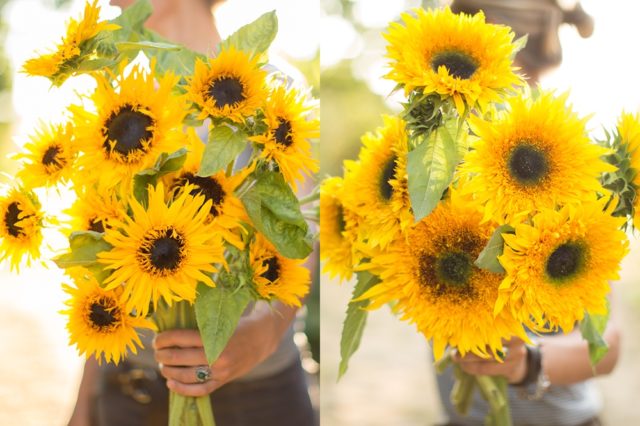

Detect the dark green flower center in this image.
[42,145,65,169]
[141,228,185,272]
[261,256,280,283]
[181,173,226,217]
[89,300,118,329]
[546,242,585,282]
[336,205,346,234]
[431,51,478,80]
[508,143,549,186]
[208,77,245,108]
[437,252,473,286]
[4,202,24,238]
[379,156,398,201]
[104,105,153,156]
[273,119,293,147]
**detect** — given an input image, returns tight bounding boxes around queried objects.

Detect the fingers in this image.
[155,347,208,367]
[166,379,221,397]
[153,329,203,350]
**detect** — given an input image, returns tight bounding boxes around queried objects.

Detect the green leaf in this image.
[195,283,251,364]
[54,231,112,268]
[133,148,188,203]
[511,35,529,58]
[110,0,153,40]
[115,41,182,51]
[475,225,514,273]
[338,271,379,379]
[407,119,462,222]
[75,58,117,72]
[198,126,248,177]
[580,309,610,367]
[220,10,278,56]
[241,171,312,259]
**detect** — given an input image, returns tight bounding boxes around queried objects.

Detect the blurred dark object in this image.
[450,0,594,82]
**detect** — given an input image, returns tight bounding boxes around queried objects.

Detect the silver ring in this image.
[195,366,211,383]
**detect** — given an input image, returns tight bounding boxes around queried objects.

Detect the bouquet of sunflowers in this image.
[1,1,318,425]
[322,7,631,426]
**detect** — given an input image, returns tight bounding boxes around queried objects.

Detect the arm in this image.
[454,294,620,386]
[67,358,99,426]
[154,300,299,397]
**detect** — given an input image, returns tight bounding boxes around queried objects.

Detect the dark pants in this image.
[94,359,315,426]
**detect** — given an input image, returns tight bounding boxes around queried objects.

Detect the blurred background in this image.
[320,0,640,425]
[0,0,319,424]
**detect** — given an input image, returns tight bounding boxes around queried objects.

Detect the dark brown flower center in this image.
[4,202,24,237]
[431,51,477,80]
[89,300,118,329]
[273,119,293,147]
[208,77,245,108]
[140,228,185,272]
[42,145,65,169]
[379,156,398,201]
[180,173,226,217]
[88,217,105,233]
[436,252,473,286]
[546,242,585,282]
[508,143,549,186]
[261,256,280,283]
[104,105,153,156]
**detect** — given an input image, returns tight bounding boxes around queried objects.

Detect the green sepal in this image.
[133,148,188,204]
[579,308,610,368]
[338,271,379,379]
[407,118,465,222]
[475,225,515,273]
[53,231,113,284]
[240,171,312,259]
[219,10,278,58]
[198,125,248,177]
[511,35,528,59]
[195,283,252,365]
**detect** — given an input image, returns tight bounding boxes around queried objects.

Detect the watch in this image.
[514,343,551,400]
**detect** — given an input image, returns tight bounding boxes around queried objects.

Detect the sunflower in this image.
[252,85,319,189]
[0,188,44,271]
[319,176,359,281]
[384,7,523,113]
[187,48,267,123]
[98,183,225,317]
[62,267,155,364]
[15,122,75,189]
[22,0,118,84]
[462,91,615,224]
[250,233,310,307]
[359,189,527,360]
[342,115,412,249]
[166,129,250,249]
[616,112,640,224]
[497,200,628,332]
[71,62,187,191]
[66,186,125,233]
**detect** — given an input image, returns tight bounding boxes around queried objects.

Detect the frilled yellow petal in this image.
[0,188,44,271]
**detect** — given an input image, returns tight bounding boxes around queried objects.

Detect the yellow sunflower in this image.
[497,199,628,332]
[187,48,267,123]
[462,91,615,224]
[250,233,310,307]
[342,115,412,249]
[98,183,225,317]
[71,62,187,192]
[616,112,640,225]
[360,189,527,360]
[165,129,250,249]
[66,186,125,233]
[319,176,359,281]
[384,7,523,113]
[62,267,155,364]
[15,122,75,188]
[0,188,44,271]
[22,0,118,83]
[252,84,319,189]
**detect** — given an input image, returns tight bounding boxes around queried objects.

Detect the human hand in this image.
[452,338,528,384]
[154,306,289,396]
